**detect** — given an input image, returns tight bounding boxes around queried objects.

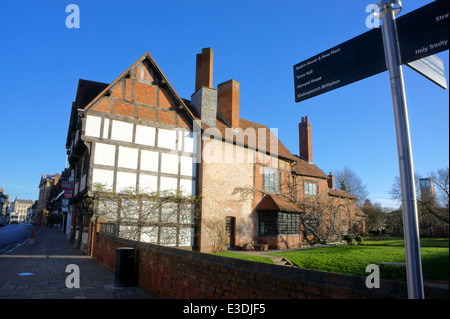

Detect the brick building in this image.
[64,48,365,254]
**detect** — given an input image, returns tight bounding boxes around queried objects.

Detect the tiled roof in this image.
[187,105,299,162]
[256,194,302,212]
[292,157,329,179]
[75,79,109,109]
[328,189,357,199]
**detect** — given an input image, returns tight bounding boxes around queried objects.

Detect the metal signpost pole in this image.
[374,0,424,299]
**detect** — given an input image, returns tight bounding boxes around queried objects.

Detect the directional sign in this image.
[397,0,449,65]
[293,28,386,103]
[407,55,448,89]
[294,0,449,103]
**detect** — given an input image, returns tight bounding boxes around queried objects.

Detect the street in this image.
[0,223,33,254]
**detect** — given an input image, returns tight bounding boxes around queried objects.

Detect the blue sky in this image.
[0,0,448,208]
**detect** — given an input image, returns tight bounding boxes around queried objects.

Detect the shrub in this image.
[354,236,363,245]
[343,235,353,245]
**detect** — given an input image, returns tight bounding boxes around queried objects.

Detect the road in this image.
[0,223,33,254]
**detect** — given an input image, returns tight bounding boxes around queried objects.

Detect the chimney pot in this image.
[299,116,312,163]
[218,79,240,129]
[328,173,335,190]
[195,48,213,92]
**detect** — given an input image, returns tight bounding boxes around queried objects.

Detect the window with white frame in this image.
[304,180,318,195]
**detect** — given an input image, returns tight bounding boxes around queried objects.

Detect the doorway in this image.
[225,216,235,249]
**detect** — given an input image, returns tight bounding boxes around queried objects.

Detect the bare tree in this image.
[299,193,354,243]
[333,166,368,205]
[361,201,387,234]
[389,168,449,236]
[201,216,227,253]
[388,171,422,202]
[430,167,449,209]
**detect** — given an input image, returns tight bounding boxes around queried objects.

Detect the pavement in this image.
[0,226,155,299]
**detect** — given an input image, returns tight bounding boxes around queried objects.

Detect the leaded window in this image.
[263,167,280,193]
[278,212,301,235]
[259,212,277,235]
[259,211,301,235]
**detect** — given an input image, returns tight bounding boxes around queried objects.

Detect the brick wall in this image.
[92,233,448,299]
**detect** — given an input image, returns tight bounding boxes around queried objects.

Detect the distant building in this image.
[10,198,34,222]
[26,200,38,223]
[37,174,59,226]
[419,177,436,204]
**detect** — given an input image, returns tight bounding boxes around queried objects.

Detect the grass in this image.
[214,251,275,264]
[213,238,449,282]
[270,237,448,281]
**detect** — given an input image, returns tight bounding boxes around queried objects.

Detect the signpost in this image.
[294,0,449,103]
[293,28,386,103]
[407,55,448,89]
[293,0,449,299]
[396,0,449,65]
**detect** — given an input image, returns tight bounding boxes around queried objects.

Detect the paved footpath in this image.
[0,226,154,299]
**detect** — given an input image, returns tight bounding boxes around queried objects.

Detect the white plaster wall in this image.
[102,118,110,138]
[180,155,194,177]
[157,128,176,150]
[184,131,196,154]
[118,146,138,169]
[160,176,178,192]
[141,227,158,243]
[85,115,101,138]
[160,153,179,175]
[111,120,133,142]
[139,174,158,193]
[140,150,158,172]
[92,168,114,189]
[135,125,155,146]
[94,143,116,166]
[179,179,195,196]
[116,171,137,192]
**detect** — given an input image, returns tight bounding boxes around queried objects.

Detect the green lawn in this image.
[270,237,448,281]
[213,238,449,282]
[214,251,275,264]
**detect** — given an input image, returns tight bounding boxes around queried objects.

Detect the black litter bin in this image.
[114,247,136,287]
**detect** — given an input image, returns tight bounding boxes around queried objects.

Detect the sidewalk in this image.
[0,227,154,299]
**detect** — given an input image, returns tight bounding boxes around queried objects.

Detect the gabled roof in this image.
[75,79,109,109]
[256,195,302,212]
[83,52,196,123]
[66,80,109,148]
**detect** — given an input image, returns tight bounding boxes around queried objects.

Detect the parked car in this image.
[10,216,19,224]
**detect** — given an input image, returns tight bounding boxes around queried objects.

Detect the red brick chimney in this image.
[195,48,213,92]
[328,173,335,189]
[299,116,312,163]
[218,79,240,129]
